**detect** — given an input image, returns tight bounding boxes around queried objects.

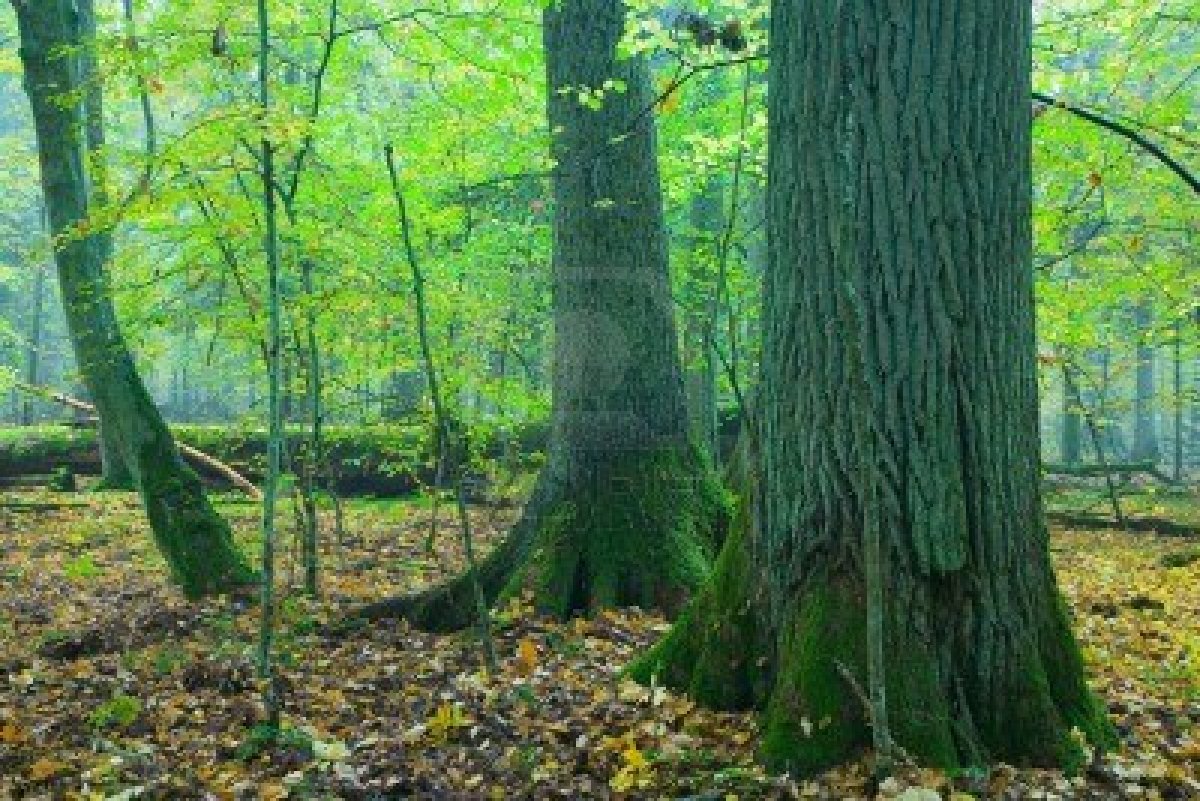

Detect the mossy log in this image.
[1043,461,1156,477]
[0,422,547,497]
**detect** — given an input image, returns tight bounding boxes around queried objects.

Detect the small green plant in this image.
[150,643,189,675]
[235,723,313,761]
[48,466,77,492]
[513,684,539,709]
[64,554,101,581]
[89,694,142,731]
[38,629,71,651]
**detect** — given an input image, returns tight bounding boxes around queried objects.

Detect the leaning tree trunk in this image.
[97,419,133,489]
[13,0,254,598]
[354,0,726,631]
[79,0,132,491]
[632,0,1112,775]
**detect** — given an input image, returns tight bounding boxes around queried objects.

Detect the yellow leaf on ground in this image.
[621,745,648,770]
[0,722,27,744]
[428,702,470,742]
[28,757,67,781]
[260,782,288,800]
[515,637,538,675]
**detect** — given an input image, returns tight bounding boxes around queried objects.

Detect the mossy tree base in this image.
[523,446,727,619]
[626,487,768,711]
[138,444,256,600]
[13,1,254,603]
[353,445,728,631]
[633,521,1115,778]
[759,576,1113,776]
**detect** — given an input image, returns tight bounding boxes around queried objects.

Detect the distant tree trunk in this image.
[1173,320,1184,481]
[633,0,1111,775]
[1131,301,1159,463]
[1061,371,1082,464]
[1093,344,1125,460]
[686,173,723,462]
[354,0,726,631]
[13,0,253,597]
[21,261,46,427]
[1192,351,1200,469]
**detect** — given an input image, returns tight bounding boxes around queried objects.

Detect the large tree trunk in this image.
[354,0,726,631]
[632,0,1112,775]
[96,418,133,490]
[13,0,253,598]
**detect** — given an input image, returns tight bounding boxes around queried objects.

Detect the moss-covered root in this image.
[528,446,728,620]
[353,511,538,633]
[758,578,1115,777]
[625,493,768,711]
[139,454,255,599]
[350,445,728,633]
[350,469,561,633]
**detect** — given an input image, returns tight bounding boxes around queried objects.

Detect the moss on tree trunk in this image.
[95,421,134,491]
[352,0,725,629]
[633,0,1114,776]
[523,445,725,618]
[626,493,766,710]
[13,0,254,599]
[756,575,1111,775]
[637,483,1113,775]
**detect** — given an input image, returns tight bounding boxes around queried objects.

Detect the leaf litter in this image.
[0,488,1197,799]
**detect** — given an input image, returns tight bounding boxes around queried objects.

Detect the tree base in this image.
[353,444,729,631]
[626,492,768,710]
[633,501,1115,776]
[138,452,256,599]
[756,576,1114,776]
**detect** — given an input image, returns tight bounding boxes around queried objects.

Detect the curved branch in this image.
[1033,90,1200,196]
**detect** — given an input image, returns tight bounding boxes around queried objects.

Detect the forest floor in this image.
[0,486,1198,800]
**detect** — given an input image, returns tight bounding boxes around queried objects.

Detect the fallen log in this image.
[12,382,263,501]
[1046,511,1199,538]
[0,501,90,512]
[1044,461,1180,485]
[1044,461,1157,477]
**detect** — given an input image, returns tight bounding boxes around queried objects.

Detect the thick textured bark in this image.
[635,0,1112,775]
[353,0,726,630]
[13,0,253,598]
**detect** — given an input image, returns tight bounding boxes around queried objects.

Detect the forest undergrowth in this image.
[0,488,1197,800]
